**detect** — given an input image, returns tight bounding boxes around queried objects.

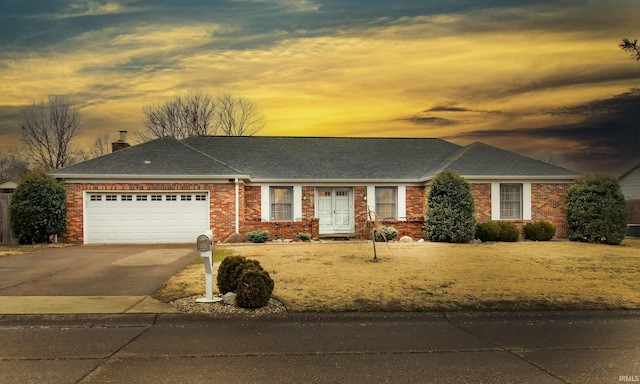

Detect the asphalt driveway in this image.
[0,244,198,296]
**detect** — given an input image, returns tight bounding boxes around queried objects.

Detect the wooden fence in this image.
[0,193,15,244]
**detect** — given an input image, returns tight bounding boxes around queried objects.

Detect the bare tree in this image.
[213,93,266,136]
[141,90,266,140]
[19,95,81,170]
[620,38,640,61]
[533,150,556,165]
[0,150,29,181]
[78,133,114,161]
[141,89,215,140]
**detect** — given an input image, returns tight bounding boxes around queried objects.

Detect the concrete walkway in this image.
[0,295,180,314]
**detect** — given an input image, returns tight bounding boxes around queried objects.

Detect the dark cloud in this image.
[0,105,27,142]
[448,89,640,174]
[397,116,456,126]
[0,0,569,53]
[399,105,503,128]
[424,105,503,114]
[426,106,472,112]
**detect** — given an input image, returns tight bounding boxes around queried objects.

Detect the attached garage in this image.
[84,191,210,244]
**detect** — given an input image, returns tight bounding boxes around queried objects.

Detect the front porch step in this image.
[319,233,353,240]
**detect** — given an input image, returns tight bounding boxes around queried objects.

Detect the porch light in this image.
[363,195,367,201]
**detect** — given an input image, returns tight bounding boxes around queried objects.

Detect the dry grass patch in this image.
[0,243,74,258]
[154,239,640,312]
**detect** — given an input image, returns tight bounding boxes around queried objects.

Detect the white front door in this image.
[317,188,353,234]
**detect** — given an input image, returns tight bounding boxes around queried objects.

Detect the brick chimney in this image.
[111,130,131,152]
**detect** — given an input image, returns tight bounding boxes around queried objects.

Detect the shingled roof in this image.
[54,136,246,178]
[53,136,580,181]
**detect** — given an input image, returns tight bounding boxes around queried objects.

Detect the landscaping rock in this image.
[224,233,245,243]
[222,292,237,305]
[399,236,413,243]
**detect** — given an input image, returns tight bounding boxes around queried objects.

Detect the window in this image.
[500,184,522,219]
[166,195,177,201]
[375,187,397,219]
[106,195,117,201]
[181,195,192,201]
[136,195,148,201]
[195,194,207,201]
[90,195,101,201]
[270,187,293,221]
[151,195,162,201]
[121,195,132,201]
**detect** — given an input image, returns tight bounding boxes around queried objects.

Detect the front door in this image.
[317,188,353,234]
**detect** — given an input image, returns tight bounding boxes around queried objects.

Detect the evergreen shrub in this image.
[523,220,556,241]
[497,221,520,242]
[475,222,501,242]
[296,232,312,241]
[566,174,628,245]
[425,170,476,243]
[374,225,398,242]
[9,171,67,244]
[246,230,270,243]
[236,269,275,309]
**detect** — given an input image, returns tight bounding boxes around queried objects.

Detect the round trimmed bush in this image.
[217,256,247,294]
[374,225,398,242]
[236,270,275,309]
[475,222,501,242]
[246,230,270,243]
[296,232,311,241]
[497,221,520,242]
[217,256,264,294]
[523,220,556,241]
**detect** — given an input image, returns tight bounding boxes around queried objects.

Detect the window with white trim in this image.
[270,187,293,221]
[375,187,397,219]
[500,184,522,220]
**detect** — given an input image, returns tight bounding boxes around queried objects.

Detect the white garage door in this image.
[85,191,210,244]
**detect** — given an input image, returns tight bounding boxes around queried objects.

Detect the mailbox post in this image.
[196,230,222,303]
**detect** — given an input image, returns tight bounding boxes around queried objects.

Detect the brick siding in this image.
[61,180,573,244]
[531,183,569,238]
[241,219,320,241]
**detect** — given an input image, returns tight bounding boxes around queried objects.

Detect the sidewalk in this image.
[0,295,180,314]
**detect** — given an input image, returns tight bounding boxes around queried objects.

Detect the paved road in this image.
[1,311,639,384]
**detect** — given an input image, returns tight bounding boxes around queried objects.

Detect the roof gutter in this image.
[51,173,251,181]
[418,174,582,183]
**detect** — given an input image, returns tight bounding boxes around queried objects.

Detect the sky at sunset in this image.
[1,0,639,174]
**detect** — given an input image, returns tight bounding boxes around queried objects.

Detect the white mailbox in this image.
[196,230,222,303]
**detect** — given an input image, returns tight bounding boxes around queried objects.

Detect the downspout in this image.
[235,178,240,234]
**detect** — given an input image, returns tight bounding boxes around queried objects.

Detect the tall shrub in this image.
[9,171,67,244]
[566,174,628,245]
[425,170,476,243]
